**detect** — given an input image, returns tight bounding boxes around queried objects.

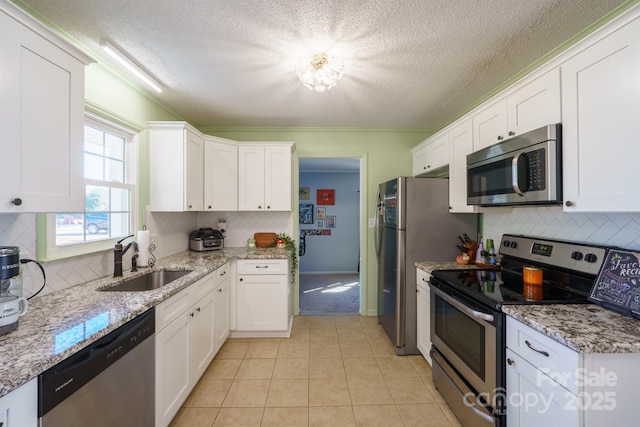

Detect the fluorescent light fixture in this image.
[100,40,162,93]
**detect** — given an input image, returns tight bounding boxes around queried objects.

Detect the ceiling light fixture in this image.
[100,40,162,93]
[295,52,344,92]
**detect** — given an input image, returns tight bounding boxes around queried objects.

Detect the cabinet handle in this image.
[507,358,514,366]
[508,131,515,136]
[218,288,223,293]
[239,278,243,282]
[565,200,575,207]
[220,271,226,276]
[11,198,22,206]
[190,312,195,317]
[267,205,271,209]
[208,205,212,209]
[188,204,193,209]
[422,277,428,282]
[427,165,431,169]
[258,205,262,209]
[196,307,201,312]
[423,166,427,170]
[497,135,504,141]
[255,265,269,269]
[525,340,550,357]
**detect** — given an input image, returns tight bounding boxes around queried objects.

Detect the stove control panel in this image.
[500,234,608,276]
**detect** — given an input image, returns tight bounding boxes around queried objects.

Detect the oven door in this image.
[430,283,498,400]
[466,139,560,206]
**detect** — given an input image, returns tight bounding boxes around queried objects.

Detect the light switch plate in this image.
[368,218,375,228]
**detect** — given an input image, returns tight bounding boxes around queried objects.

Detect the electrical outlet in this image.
[0,407,8,427]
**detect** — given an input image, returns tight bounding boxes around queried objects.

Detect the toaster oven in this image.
[189,228,224,251]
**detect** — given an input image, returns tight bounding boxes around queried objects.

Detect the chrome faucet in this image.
[114,234,137,277]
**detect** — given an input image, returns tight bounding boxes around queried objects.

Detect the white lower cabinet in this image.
[233,259,292,337]
[416,268,432,365]
[213,263,231,351]
[0,378,37,427]
[506,316,640,427]
[155,270,223,427]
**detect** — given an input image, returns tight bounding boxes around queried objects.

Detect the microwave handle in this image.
[512,151,525,196]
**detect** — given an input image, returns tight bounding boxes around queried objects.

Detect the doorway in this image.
[298,157,362,315]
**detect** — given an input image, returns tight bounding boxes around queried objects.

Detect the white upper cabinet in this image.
[204,137,238,211]
[238,144,293,211]
[0,4,92,212]
[411,133,449,176]
[473,68,561,151]
[149,122,204,211]
[561,18,640,212]
[448,119,476,213]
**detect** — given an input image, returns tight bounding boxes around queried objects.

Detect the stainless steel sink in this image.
[101,269,192,292]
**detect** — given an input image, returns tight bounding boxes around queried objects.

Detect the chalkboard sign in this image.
[589,249,640,319]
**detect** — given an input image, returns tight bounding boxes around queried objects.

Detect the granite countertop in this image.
[502,304,640,354]
[415,261,479,274]
[0,247,290,398]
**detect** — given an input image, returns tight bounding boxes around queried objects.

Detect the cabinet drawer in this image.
[156,289,191,331]
[416,268,431,287]
[215,262,231,284]
[507,316,580,394]
[237,259,288,275]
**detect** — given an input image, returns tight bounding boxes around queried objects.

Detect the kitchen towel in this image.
[137,229,151,267]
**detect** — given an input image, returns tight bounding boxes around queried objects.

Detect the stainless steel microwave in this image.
[466,123,562,206]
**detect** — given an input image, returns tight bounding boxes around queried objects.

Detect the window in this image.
[39,114,137,260]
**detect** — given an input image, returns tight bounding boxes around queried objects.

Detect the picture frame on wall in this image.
[299,187,310,200]
[317,189,335,205]
[326,216,336,228]
[317,220,325,228]
[316,207,326,219]
[299,204,314,224]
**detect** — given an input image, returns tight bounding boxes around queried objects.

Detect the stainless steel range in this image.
[429,234,609,427]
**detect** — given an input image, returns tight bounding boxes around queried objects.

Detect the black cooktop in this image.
[431,267,591,310]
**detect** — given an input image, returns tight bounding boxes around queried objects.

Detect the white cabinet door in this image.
[264,145,292,211]
[149,122,204,211]
[237,274,288,331]
[238,145,266,211]
[214,274,231,352]
[448,119,476,213]
[412,144,429,176]
[0,378,37,427]
[416,281,431,365]
[238,144,292,211]
[204,137,238,211]
[473,100,508,151]
[189,291,216,383]
[561,19,640,212]
[506,349,579,427]
[412,134,449,177]
[507,68,561,137]
[155,312,190,427]
[185,129,204,211]
[0,10,85,212]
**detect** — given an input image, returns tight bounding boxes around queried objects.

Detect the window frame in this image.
[37,112,138,261]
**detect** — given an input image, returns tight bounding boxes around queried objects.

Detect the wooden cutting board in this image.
[254,232,277,248]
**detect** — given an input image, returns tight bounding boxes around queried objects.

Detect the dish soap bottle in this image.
[475,238,485,264]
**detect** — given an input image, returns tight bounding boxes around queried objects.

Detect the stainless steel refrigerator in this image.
[375,177,477,355]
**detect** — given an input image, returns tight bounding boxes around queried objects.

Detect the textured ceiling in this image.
[17,0,626,129]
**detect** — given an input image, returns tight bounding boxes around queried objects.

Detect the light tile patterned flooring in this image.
[169,316,462,427]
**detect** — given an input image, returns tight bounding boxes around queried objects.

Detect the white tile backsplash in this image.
[483,206,640,250]
[6,206,636,298]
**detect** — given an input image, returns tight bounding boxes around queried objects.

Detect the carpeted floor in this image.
[299,273,360,315]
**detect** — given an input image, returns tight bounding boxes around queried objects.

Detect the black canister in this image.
[0,246,20,280]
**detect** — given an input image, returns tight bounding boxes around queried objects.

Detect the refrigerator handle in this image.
[374,187,382,261]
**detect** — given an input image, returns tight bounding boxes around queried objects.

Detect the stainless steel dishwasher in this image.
[38,308,155,427]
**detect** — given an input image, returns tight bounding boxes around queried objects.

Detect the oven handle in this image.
[512,150,525,196]
[433,285,495,323]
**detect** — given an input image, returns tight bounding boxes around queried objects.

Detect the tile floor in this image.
[169,315,462,427]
